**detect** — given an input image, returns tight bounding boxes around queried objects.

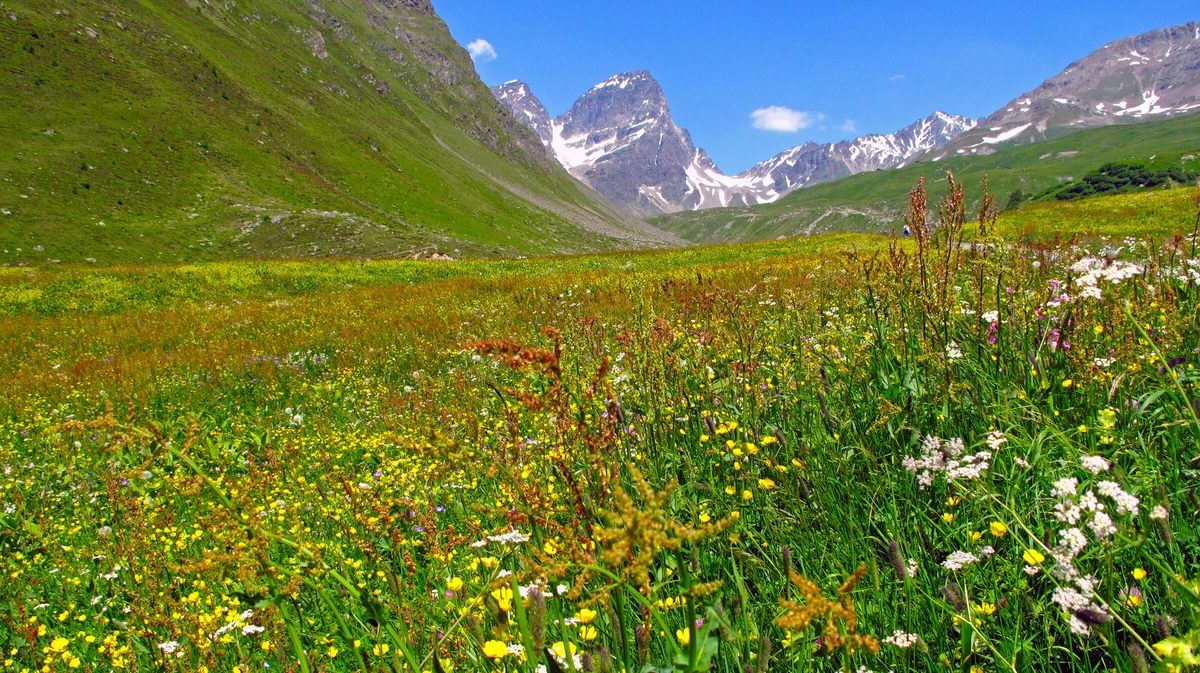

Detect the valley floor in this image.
[1,187,1199,672]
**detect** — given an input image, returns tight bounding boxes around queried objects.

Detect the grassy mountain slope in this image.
[0,1,662,265]
[652,111,1200,243]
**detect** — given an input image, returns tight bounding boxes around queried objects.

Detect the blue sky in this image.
[435,2,1198,174]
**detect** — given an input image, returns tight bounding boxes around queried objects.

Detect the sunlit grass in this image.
[1,186,1199,673]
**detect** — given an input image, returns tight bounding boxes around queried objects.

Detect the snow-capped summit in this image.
[493,74,976,215]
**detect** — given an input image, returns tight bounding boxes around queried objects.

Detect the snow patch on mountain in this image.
[494,74,976,215]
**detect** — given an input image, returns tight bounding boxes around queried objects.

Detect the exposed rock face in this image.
[935,22,1200,158]
[492,80,554,146]
[494,73,975,215]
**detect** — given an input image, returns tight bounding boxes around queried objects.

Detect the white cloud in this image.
[888,74,906,82]
[750,106,822,133]
[466,38,497,63]
[840,119,858,133]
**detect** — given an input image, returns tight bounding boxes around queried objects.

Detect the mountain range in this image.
[493,74,977,215]
[495,21,1200,219]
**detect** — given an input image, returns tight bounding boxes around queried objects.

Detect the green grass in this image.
[0,1,650,265]
[1,195,1199,672]
[652,112,1200,244]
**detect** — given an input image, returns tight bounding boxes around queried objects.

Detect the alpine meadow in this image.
[2,3,1200,673]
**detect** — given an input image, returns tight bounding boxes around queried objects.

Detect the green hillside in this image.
[0,1,661,265]
[652,111,1200,243]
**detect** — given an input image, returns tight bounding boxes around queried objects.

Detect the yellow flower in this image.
[741,490,753,501]
[551,642,577,661]
[372,643,389,657]
[1132,568,1148,581]
[975,602,997,616]
[490,587,514,611]
[946,496,961,507]
[543,539,558,555]
[447,576,464,593]
[968,530,982,542]
[50,637,70,653]
[482,640,508,660]
[757,478,776,490]
[1023,548,1045,565]
[579,625,598,641]
[326,646,339,658]
[942,512,954,523]
[989,521,1008,537]
[676,628,691,646]
[1062,379,1074,389]
[575,608,598,624]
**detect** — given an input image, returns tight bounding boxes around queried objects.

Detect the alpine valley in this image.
[5,5,1200,673]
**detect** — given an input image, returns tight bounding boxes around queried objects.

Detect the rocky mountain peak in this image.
[560,71,670,137]
[933,21,1200,158]
[494,73,976,215]
[491,80,554,146]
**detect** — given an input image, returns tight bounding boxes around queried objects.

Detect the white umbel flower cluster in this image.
[883,630,921,649]
[902,435,992,489]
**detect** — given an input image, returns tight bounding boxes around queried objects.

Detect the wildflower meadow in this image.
[1,179,1199,673]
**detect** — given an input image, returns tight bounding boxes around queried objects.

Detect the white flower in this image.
[1080,456,1110,474]
[1087,512,1117,539]
[1052,477,1078,499]
[1097,480,1139,515]
[1150,505,1169,520]
[157,641,181,655]
[487,529,531,545]
[905,558,918,579]
[241,624,265,636]
[1053,501,1082,524]
[1092,357,1115,368]
[945,341,963,361]
[985,431,1007,450]
[883,630,920,648]
[1051,586,1091,612]
[1078,491,1103,513]
[1055,527,1088,560]
[982,310,999,323]
[903,435,989,488]
[941,550,979,571]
